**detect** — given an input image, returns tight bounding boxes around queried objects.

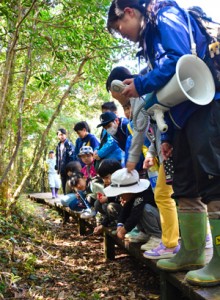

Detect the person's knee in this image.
[178,197,207,212]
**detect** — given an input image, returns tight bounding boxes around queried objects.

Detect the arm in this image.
[123,196,146,233]
[66,140,75,163]
[126,98,150,171]
[124,6,207,97]
[96,133,119,158]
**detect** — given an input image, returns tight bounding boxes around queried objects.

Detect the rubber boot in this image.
[157,212,207,271]
[51,188,56,199]
[186,218,220,286]
[55,188,59,198]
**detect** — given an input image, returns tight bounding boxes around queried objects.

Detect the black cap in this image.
[49,150,54,154]
[97,112,117,128]
[106,66,134,92]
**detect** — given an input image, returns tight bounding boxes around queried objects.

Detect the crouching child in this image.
[104,168,161,243]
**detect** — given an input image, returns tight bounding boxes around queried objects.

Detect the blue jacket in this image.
[73,133,100,166]
[134,1,211,136]
[96,129,122,161]
[111,117,129,151]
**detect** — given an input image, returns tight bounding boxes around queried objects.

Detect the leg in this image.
[60,175,67,195]
[139,203,161,238]
[51,187,56,199]
[186,200,220,286]
[157,197,207,271]
[154,164,179,248]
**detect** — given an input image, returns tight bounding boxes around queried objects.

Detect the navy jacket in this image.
[55,139,75,175]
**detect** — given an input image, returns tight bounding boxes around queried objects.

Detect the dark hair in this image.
[107,0,149,34]
[106,66,134,92]
[49,150,54,154]
[73,121,91,133]
[57,128,66,135]
[97,159,122,178]
[101,101,117,112]
[65,161,82,175]
[68,172,84,188]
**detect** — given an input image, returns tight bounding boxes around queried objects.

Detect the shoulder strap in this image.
[127,123,133,135]
[120,118,127,135]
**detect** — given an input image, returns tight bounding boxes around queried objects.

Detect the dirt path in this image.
[1,198,160,300]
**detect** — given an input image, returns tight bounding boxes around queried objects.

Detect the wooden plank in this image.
[28,193,94,235]
[103,227,220,300]
[29,193,220,300]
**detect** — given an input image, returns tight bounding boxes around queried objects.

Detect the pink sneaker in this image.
[143,242,180,259]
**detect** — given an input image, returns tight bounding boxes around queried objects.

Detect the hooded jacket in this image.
[134,1,214,139]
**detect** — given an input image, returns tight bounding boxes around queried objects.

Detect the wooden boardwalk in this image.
[28,193,220,300]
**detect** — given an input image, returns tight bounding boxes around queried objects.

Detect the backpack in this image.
[151,1,220,91]
[187,6,220,91]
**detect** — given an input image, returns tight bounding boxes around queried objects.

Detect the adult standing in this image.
[55,128,75,194]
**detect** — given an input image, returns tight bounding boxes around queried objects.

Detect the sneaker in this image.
[124,227,139,239]
[140,236,161,251]
[128,231,150,243]
[205,233,213,249]
[73,208,86,214]
[80,209,96,219]
[143,242,180,259]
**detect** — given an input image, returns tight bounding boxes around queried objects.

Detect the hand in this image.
[126,161,136,172]
[93,152,101,160]
[97,193,107,203]
[93,225,103,235]
[161,142,173,160]
[119,197,126,206]
[117,226,127,240]
[143,157,154,169]
[122,78,139,98]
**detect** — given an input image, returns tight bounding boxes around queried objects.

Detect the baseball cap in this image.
[78,146,94,156]
[97,111,117,128]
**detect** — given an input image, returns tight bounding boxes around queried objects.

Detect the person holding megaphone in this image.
[107,0,220,287]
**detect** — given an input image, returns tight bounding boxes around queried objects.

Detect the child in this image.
[68,172,103,219]
[93,159,122,235]
[78,146,97,179]
[73,121,100,166]
[45,150,61,199]
[60,160,82,207]
[104,168,162,243]
[122,100,150,178]
[107,1,220,285]
[106,66,180,258]
[55,128,75,194]
[93,101,123,170]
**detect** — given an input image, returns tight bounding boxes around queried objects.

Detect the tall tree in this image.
[0,0,131,206]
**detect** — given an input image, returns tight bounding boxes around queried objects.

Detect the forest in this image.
[0,0,139,207]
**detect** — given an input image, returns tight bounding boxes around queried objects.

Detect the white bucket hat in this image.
[103,168,150,197]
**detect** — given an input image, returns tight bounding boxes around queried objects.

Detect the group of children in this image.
[44,0,220,288]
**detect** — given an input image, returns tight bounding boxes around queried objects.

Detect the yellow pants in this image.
[154,164,179,248]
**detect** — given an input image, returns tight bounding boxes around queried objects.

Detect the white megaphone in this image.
[147,54,215,132]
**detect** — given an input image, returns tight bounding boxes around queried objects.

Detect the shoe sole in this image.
[143,253,177,259]
[186,278,220,287]
[157,263,205,272]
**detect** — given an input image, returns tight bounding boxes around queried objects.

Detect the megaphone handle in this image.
[153,108,168,133]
